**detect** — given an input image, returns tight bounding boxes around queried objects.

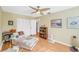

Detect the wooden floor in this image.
[2,41,12,51]
[1,37,70,52]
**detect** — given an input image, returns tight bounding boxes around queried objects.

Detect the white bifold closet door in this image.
[30,20,36,35]
[16,19,36,36]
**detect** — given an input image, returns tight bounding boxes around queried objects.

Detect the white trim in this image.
[49,40,71,47]
[48,40,55,44]
[49,40,79,51]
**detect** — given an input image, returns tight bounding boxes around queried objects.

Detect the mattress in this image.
[22,38,38,50]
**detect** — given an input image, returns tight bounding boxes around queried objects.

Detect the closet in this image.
[16,19,36,36]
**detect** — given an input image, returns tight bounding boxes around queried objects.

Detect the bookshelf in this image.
[39,26,48,39]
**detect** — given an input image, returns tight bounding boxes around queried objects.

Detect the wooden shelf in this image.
[39,27,48,39]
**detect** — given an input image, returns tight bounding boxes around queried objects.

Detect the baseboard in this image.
[49,40,79,51]
[48,40,55,44]
[49,40,71,47]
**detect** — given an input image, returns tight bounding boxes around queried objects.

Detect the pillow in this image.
[18,31,26,40]
[18,31,24,36]
[11,33,19,40]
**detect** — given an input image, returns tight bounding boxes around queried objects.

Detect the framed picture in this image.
[67,16,79,28]
[8,21,13,25]
[51,19,62,28]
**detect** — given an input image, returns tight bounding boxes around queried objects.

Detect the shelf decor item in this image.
[51,19,62,28]
[67,16,79,28]
[8,21,13,25]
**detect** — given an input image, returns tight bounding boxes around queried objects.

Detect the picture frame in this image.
[51,19,62,28]
[67,16,79,29]
[8,21,13,25]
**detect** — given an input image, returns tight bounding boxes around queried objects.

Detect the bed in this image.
[11,32,38,50]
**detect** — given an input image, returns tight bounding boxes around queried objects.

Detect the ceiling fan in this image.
[29,6,50,15]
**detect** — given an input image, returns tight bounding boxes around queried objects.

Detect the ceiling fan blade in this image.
[40,8,50,11]
[29,6,37,10]
[31,10,38,14]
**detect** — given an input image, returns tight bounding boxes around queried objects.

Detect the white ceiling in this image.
[1,6,75,17]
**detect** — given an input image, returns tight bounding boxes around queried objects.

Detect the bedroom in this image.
[0,6,79,52]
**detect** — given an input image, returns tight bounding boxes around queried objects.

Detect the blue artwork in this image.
[68,16,79,28]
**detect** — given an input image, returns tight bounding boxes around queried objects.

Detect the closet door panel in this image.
[30,20,36,35]
[16,19,36,36]
[16,19,30,36]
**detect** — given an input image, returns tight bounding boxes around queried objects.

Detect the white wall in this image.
[0,7,2,41]
[2,11,35,32]
[39,6,79,47]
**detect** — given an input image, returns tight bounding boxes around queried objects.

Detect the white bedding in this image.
[22,38,38,50]
[12,36,38,50]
